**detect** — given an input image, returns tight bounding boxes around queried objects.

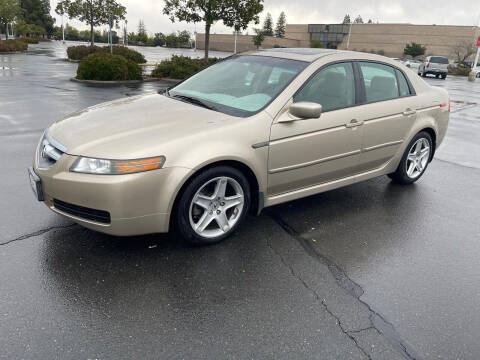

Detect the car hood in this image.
[48,94,238,160]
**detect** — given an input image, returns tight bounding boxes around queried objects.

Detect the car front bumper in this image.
[32,154,191,236]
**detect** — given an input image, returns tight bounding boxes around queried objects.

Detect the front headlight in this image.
[70,156,166,175]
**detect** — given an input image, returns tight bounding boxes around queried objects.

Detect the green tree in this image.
[152,32,165,46]
[163,0,264,60]
[136,19,148,44]
[0,0,22,40]
[177,30,191,47]
[342,14,351,24]
[262,12,273,36]
[274,11,286,38]
[19,0,55,37]
[354,15,363,24]
[404,42,426,59]
[252,28,265,49]
[56,0,126,46]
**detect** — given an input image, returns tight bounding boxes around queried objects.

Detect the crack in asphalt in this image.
[0,224,76,246]
[267,210,421,360]
[265,235,371,360]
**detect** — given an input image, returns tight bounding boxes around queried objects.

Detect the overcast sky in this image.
[50,0,480,35]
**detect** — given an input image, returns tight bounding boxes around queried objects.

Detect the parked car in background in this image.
[472,66,480,78]
[29,49,450,245]
[418,56,449,79]
[404,59,421,69]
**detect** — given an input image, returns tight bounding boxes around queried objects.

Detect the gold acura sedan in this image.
[29,49,450,245]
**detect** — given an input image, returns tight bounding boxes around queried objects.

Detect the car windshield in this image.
[169,55,308,117]
[430,57,449,64]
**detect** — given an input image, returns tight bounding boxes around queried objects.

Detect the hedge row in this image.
[67,45,146,64]
[0,39,28,52]
[152,55,221,79]
[17,37,39,44]
[76,53,142,81]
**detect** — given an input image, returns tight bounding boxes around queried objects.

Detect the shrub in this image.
[0,39,28,52]
[67,45,146,63]
[67,45,103,61]
[18,37,39,44]
[448,65,471,76]
[310,40,323,48]
[109,46,146,64]
[152,55,220,79]
[76,53,143,81]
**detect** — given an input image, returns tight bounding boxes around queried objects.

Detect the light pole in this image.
[234,29,238,54]
[346,22,352,50]
[62,14,65,42]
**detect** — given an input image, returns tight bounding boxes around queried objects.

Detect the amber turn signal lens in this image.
[114,157,166,174]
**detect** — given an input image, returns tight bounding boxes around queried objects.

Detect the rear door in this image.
[354,61,420,171]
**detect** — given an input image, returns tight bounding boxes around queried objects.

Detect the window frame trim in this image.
[292,60,361,114]
[355,60,417,105]
[292,59,417,114]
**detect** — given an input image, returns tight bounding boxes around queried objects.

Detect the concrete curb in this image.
[70,77,177,86]
[0,51,27,54]
[70,78,143,86]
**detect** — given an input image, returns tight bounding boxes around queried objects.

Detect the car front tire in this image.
[388,131,433,185]
[174,166,251,246]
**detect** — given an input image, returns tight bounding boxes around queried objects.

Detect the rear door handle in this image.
[403,109,417,116]
[345,119,364,128]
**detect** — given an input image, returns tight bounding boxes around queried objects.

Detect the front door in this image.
[268,62,363,196]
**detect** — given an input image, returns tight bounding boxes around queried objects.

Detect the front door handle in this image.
[403,109,417,116]
[345,119,364,128]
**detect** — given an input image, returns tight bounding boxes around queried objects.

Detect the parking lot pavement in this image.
[1,43,480,359]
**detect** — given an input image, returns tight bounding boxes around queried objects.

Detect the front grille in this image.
[53,199,111,224]
[37,132,66,169]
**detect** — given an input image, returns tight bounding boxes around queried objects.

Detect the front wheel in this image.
[388,131,433,185]
[174,166,251,246]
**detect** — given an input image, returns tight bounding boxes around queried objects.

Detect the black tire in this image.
[442,74,447,80]
[388,131,433,185]
[435,74,440,78]
[174,166,251,246]
[422,71,427,77]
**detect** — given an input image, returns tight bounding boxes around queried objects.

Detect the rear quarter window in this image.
[430,57,449,64]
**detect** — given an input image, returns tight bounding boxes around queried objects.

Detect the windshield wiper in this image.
[171,94,216,111]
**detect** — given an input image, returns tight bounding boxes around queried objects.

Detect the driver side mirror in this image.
[289,102,322,119]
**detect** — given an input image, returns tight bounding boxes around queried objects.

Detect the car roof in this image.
[243,48,392,63]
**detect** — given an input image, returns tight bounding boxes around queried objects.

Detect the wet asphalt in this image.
[1,42,479,359]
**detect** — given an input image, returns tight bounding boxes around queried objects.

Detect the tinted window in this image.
[430,57,449,64]
[294,62,355,112]
[396,69,411,97]
[359,62,399,102]
[170,55,307,116]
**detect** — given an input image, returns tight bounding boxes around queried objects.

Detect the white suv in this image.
[418,56,449,79]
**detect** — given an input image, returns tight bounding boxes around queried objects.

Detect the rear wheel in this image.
[175,166,251,246]
[388,131,433,185]
[422,71,427,77]
[442,74,447,80]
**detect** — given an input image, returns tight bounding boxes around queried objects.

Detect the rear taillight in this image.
[440,99,451,112]
[426,63,430,68]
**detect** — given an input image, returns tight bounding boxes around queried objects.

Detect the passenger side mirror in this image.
[289,102,322,119]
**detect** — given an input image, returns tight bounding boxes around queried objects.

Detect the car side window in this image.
[359,62,399,103]
[396,69,411,97]
[294,62,355,112]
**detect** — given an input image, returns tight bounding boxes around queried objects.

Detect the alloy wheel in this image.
[406,138,430,179]
[188,176,245,238]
